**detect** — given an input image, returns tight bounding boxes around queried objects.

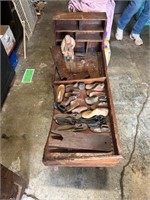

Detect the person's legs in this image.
[131,0,150,34]
[115,0,144,40]
[130,0,150,45]
[118,0,144,30]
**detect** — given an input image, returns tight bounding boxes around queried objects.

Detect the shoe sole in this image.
[72,106,88,114]
[55,123,88,131]
[81,108,109,118]
[56,84,65,103]
[85,96,98,105]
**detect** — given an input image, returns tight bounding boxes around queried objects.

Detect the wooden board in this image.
[49,131,112,152]
[0,164,27,199]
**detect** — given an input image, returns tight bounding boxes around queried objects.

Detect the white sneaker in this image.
[115,28,123,40]
[130,33,143,46]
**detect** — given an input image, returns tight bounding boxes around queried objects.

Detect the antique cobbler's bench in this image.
[43,12,122,167]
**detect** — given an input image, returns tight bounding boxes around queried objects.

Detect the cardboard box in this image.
[0,25,16,56]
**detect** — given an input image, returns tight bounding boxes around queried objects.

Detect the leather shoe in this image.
[81,108,109,118]
[55,123,88,132]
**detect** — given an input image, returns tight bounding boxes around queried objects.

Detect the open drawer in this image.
[43,77,122,167]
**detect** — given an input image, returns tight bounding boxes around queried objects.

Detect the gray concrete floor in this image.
[1,1,150,200]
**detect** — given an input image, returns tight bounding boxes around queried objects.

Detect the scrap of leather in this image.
[48,131,112,152]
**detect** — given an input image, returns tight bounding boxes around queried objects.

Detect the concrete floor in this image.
[1,1,150,200]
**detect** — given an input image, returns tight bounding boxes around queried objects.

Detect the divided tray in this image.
[43,77,122,167]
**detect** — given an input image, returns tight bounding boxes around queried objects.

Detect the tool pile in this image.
[48,80,113,152]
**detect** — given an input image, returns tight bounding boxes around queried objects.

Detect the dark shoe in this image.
[78,115,107,127]
[54,102,67,113]
[54,113,81,125]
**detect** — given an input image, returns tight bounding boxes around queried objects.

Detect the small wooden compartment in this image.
[43,12,122,167]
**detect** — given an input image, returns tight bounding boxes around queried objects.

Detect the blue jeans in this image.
[118,0,150,34]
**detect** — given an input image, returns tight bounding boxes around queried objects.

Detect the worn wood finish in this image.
[43,151,122,167]
[0,164,27,200]
[51,12,108,81]
[43,12,122,167]
[54,77,106,85]
[51,51,103,81]
[49,131,112,152]
[43,77,122,166]
[50,46,74,80]
[53,12,107,54]
[53,12,107,20]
